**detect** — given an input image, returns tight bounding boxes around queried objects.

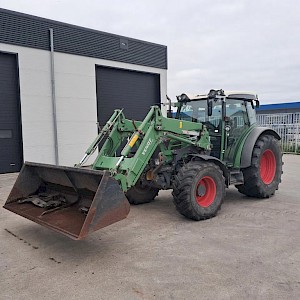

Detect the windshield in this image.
[177,99,223,132]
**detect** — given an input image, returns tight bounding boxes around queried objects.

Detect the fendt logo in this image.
[142,138,153,155]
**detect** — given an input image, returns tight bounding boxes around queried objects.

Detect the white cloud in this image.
[0,0,299,103]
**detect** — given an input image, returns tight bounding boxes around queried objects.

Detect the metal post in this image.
[296,124,299,154]
[49,28,59,165]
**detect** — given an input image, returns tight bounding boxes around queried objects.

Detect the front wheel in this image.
[236,134,282,198]
[172,161,225,220]
[125,181,159,205]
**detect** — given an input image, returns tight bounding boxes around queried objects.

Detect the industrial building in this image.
[256,102,300,115]
[0,8,167,173]
[256,102,300,124]
[256,102,300,153]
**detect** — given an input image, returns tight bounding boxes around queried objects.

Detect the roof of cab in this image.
[183,91,257,101]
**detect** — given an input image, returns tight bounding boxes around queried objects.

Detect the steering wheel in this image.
[203,121,219,132]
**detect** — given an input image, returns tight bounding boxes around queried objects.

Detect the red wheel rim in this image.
[195,176,216,207]
[260,149,276,184]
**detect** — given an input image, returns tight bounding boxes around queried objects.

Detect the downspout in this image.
[49,28,59,165]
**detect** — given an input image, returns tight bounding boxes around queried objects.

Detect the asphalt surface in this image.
[0,154,299,300]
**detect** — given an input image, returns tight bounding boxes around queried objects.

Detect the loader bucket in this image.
[3,162,130,240]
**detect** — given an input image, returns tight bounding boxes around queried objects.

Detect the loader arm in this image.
[3,106,210,240]
[91,106,210,191]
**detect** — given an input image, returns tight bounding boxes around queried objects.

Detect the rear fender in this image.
[240,127,280,168]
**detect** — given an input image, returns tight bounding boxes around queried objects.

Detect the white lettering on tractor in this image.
[142,138,153,155]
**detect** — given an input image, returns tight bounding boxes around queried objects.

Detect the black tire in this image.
[125,181,159,205]
[172,161,225,220]
[236,134,282,198]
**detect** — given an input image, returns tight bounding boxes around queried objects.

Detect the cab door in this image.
[223,100,250,165]
[208,99,224,159]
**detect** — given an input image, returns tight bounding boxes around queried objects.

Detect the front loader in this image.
[4,89,283,240]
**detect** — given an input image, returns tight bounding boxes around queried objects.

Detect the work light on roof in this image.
[176,93,190,102]
[208,89,225,99]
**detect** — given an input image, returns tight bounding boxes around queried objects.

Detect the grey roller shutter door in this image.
[96,66,161,125]
[0,52,23,173]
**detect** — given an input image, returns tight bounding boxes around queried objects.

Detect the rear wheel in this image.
[172,161,225,220]
[236,134,282,198]
[125,181,159,205]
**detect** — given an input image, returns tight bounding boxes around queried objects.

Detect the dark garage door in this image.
[0,52,23,173]
[96,66,161,125]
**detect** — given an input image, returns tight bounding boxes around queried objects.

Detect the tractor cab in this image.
[175,89,259,163]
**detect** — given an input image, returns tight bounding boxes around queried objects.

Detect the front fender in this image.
[188,154,229,180]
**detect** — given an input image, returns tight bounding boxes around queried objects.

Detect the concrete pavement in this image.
[0,155,299,299]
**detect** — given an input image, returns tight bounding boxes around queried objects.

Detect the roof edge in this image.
[0,7,167,49]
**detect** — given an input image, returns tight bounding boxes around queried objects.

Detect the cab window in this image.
[225,100,250,147]
[226,100,249,128]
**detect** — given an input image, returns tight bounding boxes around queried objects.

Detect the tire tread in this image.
[172,161,225,220]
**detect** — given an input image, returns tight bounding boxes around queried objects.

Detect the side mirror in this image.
[255,100,260,108]
[166,94,173,118]
[167,110,173,118]
[207,100,213,116]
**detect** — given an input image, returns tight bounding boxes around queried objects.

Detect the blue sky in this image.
[1,0,299,104]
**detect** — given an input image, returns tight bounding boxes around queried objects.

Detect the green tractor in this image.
[4,89,282,239]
